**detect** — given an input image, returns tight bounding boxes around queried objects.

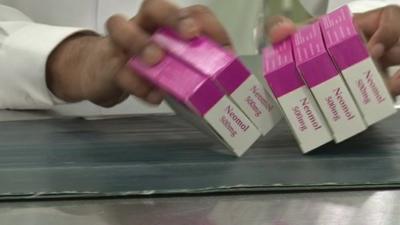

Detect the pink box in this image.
[263,39,332,153]
[129,54,260,157]
[320,5,396,126]
[293,22,366,143]
[152,28,282,135]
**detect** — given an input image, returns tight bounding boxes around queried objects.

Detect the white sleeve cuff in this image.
[0,22,87,109]
[348,0,400,13]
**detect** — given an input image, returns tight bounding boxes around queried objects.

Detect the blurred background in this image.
[201,0,312,55]
[266,0,312,22]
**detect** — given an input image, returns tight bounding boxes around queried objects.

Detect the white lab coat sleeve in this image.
[300,0,400,15]
[0,5,87,109]
[335,0,400,13]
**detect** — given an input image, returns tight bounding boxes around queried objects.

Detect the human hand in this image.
[353,5,400,95]
[47,0,233,107]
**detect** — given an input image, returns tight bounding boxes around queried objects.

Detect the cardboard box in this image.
[292,22,366,143]
[320,5,396,126]
[152,28,282,135]
[263,39,332,153]
[129,54,260,157]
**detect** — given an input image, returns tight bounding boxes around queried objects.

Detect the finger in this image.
[183,5,233,48]
[381,43,400,67]
[265,16,296,43]
[96,93,130,108]
[145,88,165,104]
[116,67,155,100]
[353,9,381,37]
[362,6,400,58]
[107,14,164,65]
[136,0,199,38]
[88,87,128,108]
[387,69,400,97]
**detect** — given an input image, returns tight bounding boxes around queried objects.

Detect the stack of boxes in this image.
[263,5,396,152]
[130,5,396,157]
[320,6,396,126]
[130,29,282,157]
[293,22,366,143]
[152,29,282,136]
[263,39,332,153]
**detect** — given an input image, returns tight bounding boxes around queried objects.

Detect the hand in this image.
[354,5,400,95]
[264,15,296,44]
[47,0,232,107]
[265,5,400,96]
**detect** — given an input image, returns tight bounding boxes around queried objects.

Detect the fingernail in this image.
[268,21,284,34]
[179,18,200,39]
[266,16,291,33]
[388,76,400,97]
[141,44,164,65]
[370,43,385,59]
[146,89,164,104]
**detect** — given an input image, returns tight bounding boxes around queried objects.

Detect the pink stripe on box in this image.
[129,54,223,116]
[320,5,369,70]
[153,28,249,94]
[188,79,224,116]
[214,59,250,94]
[292,22,339,88]
[263,39,305,98]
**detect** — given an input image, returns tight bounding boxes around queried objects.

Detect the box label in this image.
[231,75,282,135]
[312,76,366,142]
[342,58,396,125]
[204,96,261,156]
[278,86,332,152]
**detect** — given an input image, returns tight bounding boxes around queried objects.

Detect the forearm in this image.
[0,20,87,109]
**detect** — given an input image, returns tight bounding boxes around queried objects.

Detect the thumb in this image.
[387,69,400,97]
[265,16,296,43]
[367,6,400,59]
